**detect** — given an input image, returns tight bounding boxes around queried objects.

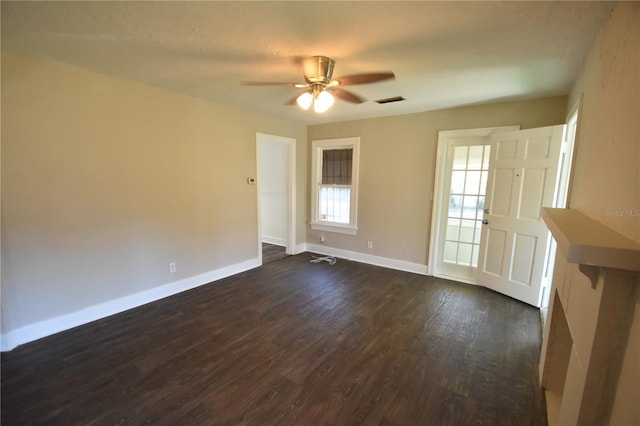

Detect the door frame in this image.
[540,95,582,311]
[256,133,296,263]
[428,126,519,280]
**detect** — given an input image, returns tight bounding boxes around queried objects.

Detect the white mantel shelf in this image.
[540,208,640,425]
[542,208,640,273]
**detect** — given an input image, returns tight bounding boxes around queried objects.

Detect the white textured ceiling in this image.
[1,1,613,125]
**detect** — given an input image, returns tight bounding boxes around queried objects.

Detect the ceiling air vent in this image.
[375,96,406,104]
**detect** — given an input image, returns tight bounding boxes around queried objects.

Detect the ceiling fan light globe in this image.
[296,92,313,110]
[314,91,335,113]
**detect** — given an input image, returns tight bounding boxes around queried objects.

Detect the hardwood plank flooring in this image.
[262,243,288,264]
[1,254,547,425]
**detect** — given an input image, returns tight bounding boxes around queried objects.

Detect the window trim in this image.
[310,137,360,235]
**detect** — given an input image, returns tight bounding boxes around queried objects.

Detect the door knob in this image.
[484,209,491,214]
[482,219,489,225]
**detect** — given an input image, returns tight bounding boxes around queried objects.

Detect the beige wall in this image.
[568,4,639,243]
[1,52,306,332]
[566,2,639,424]
[307,96,567,265]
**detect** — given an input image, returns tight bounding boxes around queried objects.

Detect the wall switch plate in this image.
[367,241,373,249]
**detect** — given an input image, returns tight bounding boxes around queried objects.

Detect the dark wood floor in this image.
[262,242,288,264]
[1,254,547,425]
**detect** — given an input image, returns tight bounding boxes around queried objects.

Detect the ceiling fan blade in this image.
[241,81,308,88]
[332,88,366,104]
[332,72,395,86]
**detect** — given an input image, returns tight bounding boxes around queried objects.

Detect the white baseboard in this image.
[0,257,261,352]
[261,236,286,246]
[1,331,18,352]
[1,248,427,352]
[305,244,428,275]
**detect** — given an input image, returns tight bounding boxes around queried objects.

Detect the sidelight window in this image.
[444,144,491,267]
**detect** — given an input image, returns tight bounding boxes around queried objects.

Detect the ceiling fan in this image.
[241,56,395,113]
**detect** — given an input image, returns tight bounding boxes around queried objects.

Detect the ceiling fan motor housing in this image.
[303,56,335,84]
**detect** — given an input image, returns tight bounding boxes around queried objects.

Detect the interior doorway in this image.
[256,133,296,264]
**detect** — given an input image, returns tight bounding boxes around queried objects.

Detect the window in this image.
[443,144,491,268]
[311,137,360,235]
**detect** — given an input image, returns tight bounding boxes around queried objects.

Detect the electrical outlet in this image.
[169,262,177,273]
[319,235,325,243]
[367,241,373,249]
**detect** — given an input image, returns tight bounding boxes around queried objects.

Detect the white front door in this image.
[435,138,491,282]
[430,126,520,283]
[476,125,564,306]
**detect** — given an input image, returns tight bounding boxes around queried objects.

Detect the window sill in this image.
[310,222,358,235]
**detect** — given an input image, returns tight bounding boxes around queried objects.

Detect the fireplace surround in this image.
[539,208,640,425]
